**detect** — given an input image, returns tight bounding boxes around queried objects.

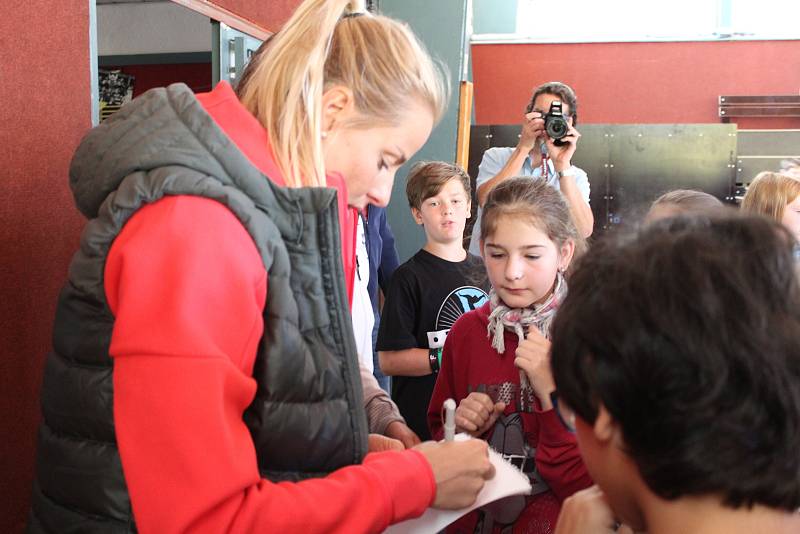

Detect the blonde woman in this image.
[29,1,493,532]
[741,171,800,241]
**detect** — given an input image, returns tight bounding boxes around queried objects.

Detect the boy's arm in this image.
[379,348,431,376]
[376,266,429,377]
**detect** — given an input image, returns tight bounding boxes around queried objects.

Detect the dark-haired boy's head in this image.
[550,213,800,526]
[405,161,471,210]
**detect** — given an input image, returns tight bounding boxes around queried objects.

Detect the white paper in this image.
[385,434,532,534]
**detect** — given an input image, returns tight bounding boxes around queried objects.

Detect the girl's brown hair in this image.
[741,172,800,222]
[480,177,586,262]
[237,0,448,188]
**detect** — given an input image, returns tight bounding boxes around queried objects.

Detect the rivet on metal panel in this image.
[604,164,609,168]
[637,133,642,137]
[699,133,704,137]
[610,164,615,168]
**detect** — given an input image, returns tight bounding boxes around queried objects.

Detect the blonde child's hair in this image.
[405,161,470,210]
[480,177,586,264]
[741,172,800,222]
[237,0,448,188]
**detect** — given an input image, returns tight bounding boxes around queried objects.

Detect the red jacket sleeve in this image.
[105,196,435,533]
[533,407,593,502]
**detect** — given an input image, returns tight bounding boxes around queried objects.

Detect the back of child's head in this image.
[741,171,800,222]
[237,0,448,188]
[646,189,724,222]
[480,177,585,259]
[405,161,471,210]
[551,213,800,512]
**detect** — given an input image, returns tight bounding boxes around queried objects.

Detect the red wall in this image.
[210,0,300,31]
[0,2,90,532]
[472,40,800,129]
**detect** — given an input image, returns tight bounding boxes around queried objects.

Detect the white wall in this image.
[97,2,211,55]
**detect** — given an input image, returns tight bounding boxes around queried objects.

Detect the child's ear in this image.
[411,207,424,226]
[593,403,615,443]
[321,85,354,133]
[478,239,485,259]
[558,238,575,271]
[465,198,472,219]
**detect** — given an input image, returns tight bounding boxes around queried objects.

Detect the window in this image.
[472,0,800,43]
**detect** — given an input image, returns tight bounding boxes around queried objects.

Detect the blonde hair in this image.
[481,177,586,264]
[237,0,448,188]
[741,172,800,222]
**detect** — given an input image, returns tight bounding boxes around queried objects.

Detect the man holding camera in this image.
[468,81,593,255]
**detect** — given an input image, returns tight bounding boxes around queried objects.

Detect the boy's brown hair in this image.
[405,161,471,210]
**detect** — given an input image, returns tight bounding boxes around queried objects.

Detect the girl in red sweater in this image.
[429,177,592,534]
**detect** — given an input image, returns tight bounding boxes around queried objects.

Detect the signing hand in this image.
[455,391,506,437]
[414,439,495,509]
[514,328,555,409]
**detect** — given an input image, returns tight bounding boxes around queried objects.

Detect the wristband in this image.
[429,348,441,373]
[556,165,576,179]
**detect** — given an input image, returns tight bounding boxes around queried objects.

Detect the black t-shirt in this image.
[376,249,488,440]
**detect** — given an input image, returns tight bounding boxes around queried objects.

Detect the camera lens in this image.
[545,116,568,140]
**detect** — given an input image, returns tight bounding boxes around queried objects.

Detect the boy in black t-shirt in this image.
[377,162,488,440]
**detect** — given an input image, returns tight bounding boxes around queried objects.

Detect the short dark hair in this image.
[526,81,578,125]
[551,213,800,511]
[405,161,471,210]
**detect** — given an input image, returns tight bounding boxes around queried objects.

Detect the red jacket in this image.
[105,82,434,533]
[428,302,592,534]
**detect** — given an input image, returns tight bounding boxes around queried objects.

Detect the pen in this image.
[443,398,456,442]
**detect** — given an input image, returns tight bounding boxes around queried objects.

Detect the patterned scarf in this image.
[486,271,567,412]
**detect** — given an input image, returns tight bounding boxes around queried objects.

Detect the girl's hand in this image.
[455,392,506,437]
[515,329,556,409]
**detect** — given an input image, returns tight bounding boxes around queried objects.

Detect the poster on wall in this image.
[99,69,135,121]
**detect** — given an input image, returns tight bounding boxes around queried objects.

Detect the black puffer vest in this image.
[28,84,368,533]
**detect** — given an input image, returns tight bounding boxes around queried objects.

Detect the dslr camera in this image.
[544,100,569,146]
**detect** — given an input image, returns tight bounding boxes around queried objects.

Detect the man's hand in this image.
[414,439,495,509]
[368,434,404,452]
[455,392,506,437]
[514,329,555,409]
[546,123,581,170]
[519,111,545,152]
[385,421,421,449]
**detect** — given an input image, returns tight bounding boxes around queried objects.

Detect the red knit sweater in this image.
[428,302,592,534]
[104,82,435,533]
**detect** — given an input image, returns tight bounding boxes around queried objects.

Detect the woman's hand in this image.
[515,329,555,409]
[384,421,421,449]
[519,111,545,151]
[547,123,581,170]
[455,392,506,437]
[367,434,404,452]
[414,439,495,509]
